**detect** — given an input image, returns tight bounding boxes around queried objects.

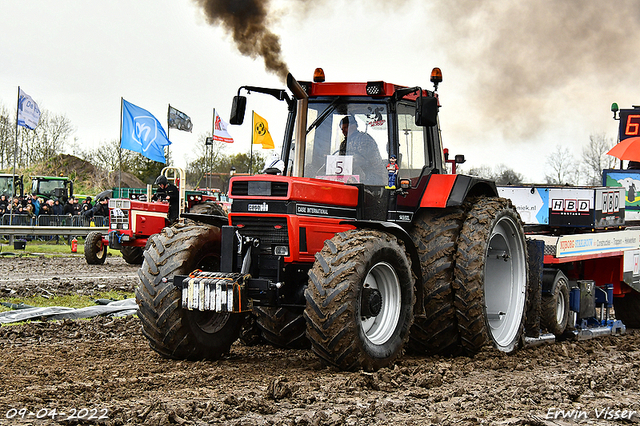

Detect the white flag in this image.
[17,88,41,130]
[213,110,234,143]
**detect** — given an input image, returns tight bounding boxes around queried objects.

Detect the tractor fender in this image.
[339,220,422,293]
[419,174,498,209]
[542,268,569,295]
[181,212,229,227]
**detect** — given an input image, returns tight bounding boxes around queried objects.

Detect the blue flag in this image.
[17,88,41,130]
[121,99,171,163]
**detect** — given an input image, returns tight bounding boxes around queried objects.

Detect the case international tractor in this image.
[136,69,636,371]
[136,68,532,371]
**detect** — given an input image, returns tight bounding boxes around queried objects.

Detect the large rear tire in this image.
[254,306,310,349]
[614,291,640,328]
[121,246,143,265]
[408,208,465,355]
[454,198,528,355]
[136,221,242,360]
[305,229,415,371]
[84,231,107,265]
[189,201,227,216]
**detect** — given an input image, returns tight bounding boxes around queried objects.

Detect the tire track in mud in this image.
[0,256,639,425]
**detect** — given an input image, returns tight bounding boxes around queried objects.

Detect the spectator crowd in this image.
[0,194,109,219]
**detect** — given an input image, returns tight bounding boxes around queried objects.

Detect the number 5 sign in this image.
[326,155,353,176]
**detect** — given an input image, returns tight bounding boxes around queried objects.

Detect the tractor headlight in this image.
[274,246,289,256]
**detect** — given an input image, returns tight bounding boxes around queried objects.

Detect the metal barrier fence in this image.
[1,214,107,227]
[0,214,108,242]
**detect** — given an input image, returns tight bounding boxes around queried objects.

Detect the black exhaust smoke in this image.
[192,0,289,81]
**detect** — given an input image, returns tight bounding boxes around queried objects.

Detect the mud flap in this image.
[174,271,251,313]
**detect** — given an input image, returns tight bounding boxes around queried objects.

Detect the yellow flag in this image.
[252,111,275,149]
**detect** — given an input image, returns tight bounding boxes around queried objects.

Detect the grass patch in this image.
[0,239,123,257]
[0,290,135,314]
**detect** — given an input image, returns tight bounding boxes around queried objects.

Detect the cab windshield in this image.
[33,179,65,196]
[303,101,389,186]
[0,177,14,197]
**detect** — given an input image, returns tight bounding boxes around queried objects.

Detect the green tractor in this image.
[30,176,74,201]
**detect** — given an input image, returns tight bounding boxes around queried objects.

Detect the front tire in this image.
[136,221,242,360]
[454,198,528,355]
[305,229,415,371]
[84,231,107,265]
[121,246,143,264]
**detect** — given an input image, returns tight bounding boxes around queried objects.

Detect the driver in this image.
[152,175,179,223]
[339,116,380,160]
[338,116,385,182]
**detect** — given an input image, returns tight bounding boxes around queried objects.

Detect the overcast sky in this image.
[1,0,639,183]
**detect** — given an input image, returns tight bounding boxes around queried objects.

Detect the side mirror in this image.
[415,96,438,127]
[229,96,247,125]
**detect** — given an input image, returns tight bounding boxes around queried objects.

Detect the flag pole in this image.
[250,110,254,175]
[119,97,123,193]
[166,104,171,166]
[10,86,20,228]
[211,108,216,190]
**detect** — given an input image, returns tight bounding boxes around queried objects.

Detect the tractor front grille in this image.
[231,216,288,253]
[110,208,130,229]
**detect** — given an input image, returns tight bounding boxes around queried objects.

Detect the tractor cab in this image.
[31,176,73,201]
[229,67,447,224]
[297,78,443,190]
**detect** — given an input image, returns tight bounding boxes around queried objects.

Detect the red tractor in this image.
[84,167,224,265]
[136,69,528,371]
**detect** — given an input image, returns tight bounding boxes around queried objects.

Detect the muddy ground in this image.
[0,255,638,425]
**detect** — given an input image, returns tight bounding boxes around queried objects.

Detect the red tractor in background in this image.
[84,167,225,265]
[136,68,529,371]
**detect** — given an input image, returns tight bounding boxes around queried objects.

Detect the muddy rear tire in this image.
[254,306,310,349]
[454,198,528,355]
[614,291,640,328]
[189,201,227,216]
[136,221,242,360]
[121,246,143,265]
[84,231,107,265]
[305,229,415,371]
[408,208,465,355]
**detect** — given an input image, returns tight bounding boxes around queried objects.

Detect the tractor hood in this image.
[229,175,358,208]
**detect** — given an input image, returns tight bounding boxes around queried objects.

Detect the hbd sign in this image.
[551,199,590,213]
[601,191,620,214]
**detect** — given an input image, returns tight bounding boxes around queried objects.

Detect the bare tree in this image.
[185,134,230,188]
[467,165,494,179]
[467,164,524,184]
[545,145,579,185]
[83,139,138,173]
[26,110,75,165]
[0,104,13,169]
[581,133,617,186]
